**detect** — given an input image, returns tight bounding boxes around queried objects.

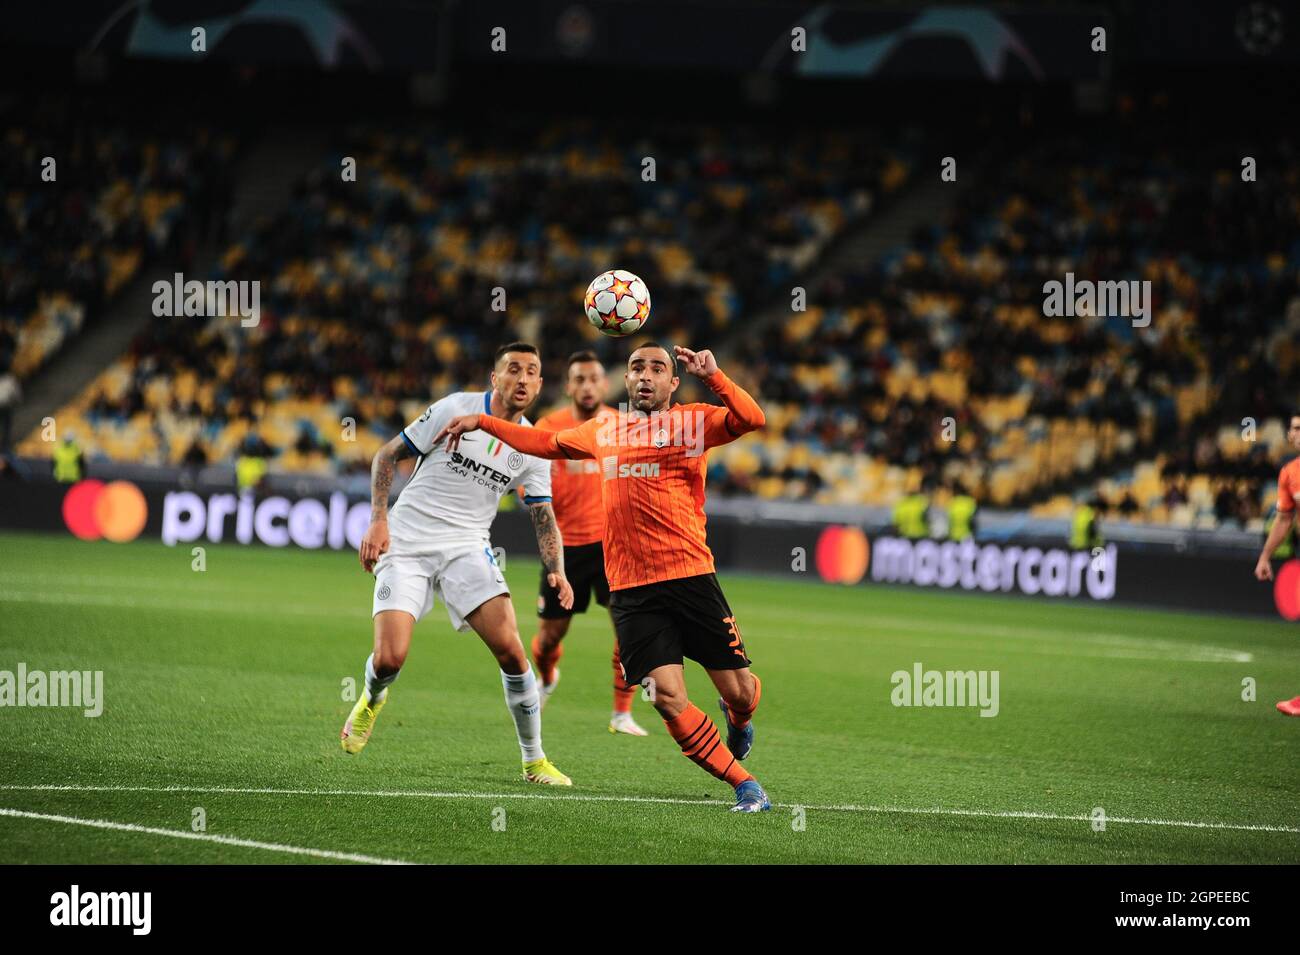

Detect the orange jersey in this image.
[477,371,765,591]
[534,405,615,546]
[1279,457,1300,513]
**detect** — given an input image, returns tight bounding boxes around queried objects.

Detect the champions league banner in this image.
[8,1,1292,77]
[0,477,1287,620]
[0,1,1105,78]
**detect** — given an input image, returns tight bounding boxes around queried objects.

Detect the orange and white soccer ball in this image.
[584,269,650,337]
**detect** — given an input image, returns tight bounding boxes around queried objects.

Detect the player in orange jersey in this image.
[435,342,772,812]
[1255,412,1300,715]
[531,350,649,737]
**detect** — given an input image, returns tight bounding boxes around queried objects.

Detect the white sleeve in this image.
[400,394,459,455]
[516,453,553,505]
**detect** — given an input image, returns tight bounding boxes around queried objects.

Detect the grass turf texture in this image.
[1,531,1297,864]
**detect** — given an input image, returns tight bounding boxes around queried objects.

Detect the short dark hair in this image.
[629,340,676,375]
[494,341,539,365]
[566,349,601,369]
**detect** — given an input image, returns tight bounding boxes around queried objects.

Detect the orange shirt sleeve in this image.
[557,418,600,459]
[700,370,765,449]
[1280,465,1296,513]
[478,414,598,459]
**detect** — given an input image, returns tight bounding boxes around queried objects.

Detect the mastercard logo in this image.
[815,525,870,585]
[1274,560,1300,621]
[62,479,149,543]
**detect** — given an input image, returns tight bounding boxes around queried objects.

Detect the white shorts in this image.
[372,543,508,632]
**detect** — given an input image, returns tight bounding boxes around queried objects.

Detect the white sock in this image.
[365,653,398,704]
[501,667,544,762]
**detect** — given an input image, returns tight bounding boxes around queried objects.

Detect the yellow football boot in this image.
[522,756,572,786]
[340,691,387,754]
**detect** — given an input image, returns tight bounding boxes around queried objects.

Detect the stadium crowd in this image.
[19,118,907,476]
[13,113,1300,533]
[0,97,237,409]
[720,126,1300,528]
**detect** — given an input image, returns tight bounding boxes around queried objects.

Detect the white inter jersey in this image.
[387,391,552,553]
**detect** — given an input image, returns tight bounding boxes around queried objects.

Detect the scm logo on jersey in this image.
[602,456,661,480]
[620,463,660,478]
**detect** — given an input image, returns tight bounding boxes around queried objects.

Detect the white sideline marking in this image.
[1,784,1295,835]
[0,806,412,865]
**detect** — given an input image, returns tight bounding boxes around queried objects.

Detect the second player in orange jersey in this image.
[1255,412,1300,716]
[529,350,649,736]
[436,342,773,812]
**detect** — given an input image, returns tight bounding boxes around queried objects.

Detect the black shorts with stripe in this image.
[608,572,751,687]
[538,541,610,619]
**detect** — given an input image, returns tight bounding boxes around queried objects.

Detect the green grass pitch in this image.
[1,530,1297,864]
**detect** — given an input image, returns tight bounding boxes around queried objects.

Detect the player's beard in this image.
[504,385,536,415]
[629,390,667,415]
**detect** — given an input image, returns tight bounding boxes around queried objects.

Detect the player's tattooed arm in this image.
[529,502,565,576]
[529,502,574,610]
[360,434,416,572]
[370,434,416,523]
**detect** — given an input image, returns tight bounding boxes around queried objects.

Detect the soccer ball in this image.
[584,269,650,337]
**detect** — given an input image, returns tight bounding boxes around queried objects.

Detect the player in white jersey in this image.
[341,342,576,786]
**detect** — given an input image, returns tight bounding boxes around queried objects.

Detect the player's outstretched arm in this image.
[432,413,484,452]
[360,434,415,572]
[436,412,591,460]
[528,502,574,610]
[674,346,766,445]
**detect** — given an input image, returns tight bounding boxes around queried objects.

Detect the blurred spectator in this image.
[180,438,208,486]
[1071,497,1105,550]
[0,362,20,452]
[947,482,978,542]
[236,434,273,492]
[1163,479,1188,509]
[893,484,929,539]
[52,433,84,483]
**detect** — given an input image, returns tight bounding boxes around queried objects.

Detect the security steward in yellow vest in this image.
[53,435,84,483]
[893,491,929,540]
[948,485,977,542]
[1070,498,1105,550]
[236,435,270,492]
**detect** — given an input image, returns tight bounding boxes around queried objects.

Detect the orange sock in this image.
[664,703,752,788]
[721,673,762,729]
[530,634,563,685]
[612,643,634,714]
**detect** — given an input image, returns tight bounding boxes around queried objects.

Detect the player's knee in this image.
[650,684,686,719]
[372,649,405,676]
[724,674,756,712]
[537,619,568,651]
[497,644,528,674]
